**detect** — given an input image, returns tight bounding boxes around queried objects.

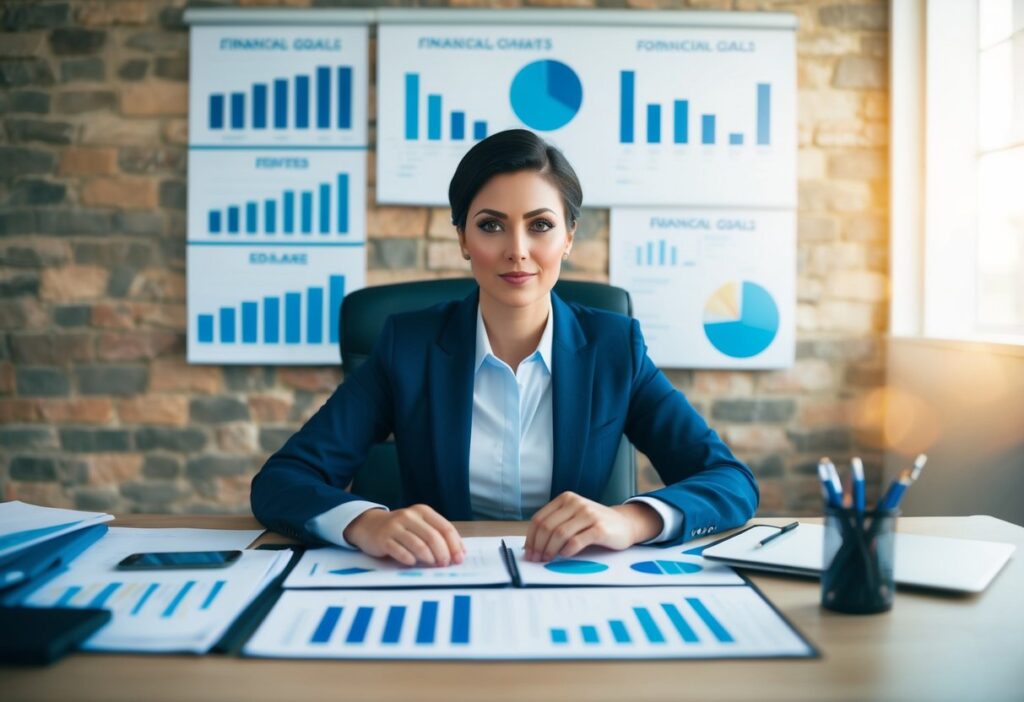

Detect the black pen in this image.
[757,521,799,548]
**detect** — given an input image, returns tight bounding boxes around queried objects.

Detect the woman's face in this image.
[458,170,574,316]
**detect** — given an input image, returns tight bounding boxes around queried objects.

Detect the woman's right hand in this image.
[342,504,466,567]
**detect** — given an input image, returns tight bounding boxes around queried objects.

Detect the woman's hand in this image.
[343,504,466,567]
[523,492,663,562]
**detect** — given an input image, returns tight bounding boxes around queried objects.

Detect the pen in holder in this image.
[821,506,898,614]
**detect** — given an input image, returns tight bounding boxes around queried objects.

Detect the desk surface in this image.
[3,515,1022,702]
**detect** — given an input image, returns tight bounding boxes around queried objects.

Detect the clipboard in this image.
[701,523,1015,594]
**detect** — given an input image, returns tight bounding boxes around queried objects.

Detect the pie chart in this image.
[509,60,583,131]
[543,559,608,575]
[703,281,779,358]
[630,560,703,575]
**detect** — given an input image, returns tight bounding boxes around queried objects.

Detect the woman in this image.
[251,129,758,567]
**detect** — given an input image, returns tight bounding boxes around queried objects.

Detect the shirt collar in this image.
[475,295,554,374]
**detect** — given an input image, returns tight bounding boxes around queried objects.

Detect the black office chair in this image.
[339,278,637,510]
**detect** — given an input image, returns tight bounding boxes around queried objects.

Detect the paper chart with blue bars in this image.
[376,24,794,206]
[187,24,369,364]
[244,586,814,659]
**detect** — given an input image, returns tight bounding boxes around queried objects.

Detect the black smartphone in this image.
[116,550,242,570]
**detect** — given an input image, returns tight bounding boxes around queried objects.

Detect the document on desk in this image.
[0,501,113,560]
[244,586,815,660]
[284,536,743,589]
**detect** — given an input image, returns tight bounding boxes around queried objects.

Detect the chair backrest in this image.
[340,278,637,509]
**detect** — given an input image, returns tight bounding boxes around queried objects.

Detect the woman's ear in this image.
[457,228,470,260]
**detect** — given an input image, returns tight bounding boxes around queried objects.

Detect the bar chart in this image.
[404,72,489,142]
[205,172,351,238]
[245,586,815,659]
[45,578,225,618]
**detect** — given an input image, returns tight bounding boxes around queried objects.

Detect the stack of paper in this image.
[0,501,113,561]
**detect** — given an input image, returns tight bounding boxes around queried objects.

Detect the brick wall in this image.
[0,0,890,515]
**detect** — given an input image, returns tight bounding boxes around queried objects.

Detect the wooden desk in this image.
[3,515,1022,702]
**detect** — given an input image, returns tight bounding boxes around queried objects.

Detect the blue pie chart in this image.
[544,559,608,575]
[630,560,703,575]
[328,567,373,576]
[509,60,583,131]
[703,281,780,359]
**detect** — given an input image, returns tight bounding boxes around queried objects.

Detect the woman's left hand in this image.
[523,491,663,562]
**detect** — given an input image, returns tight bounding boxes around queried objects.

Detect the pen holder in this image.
[821,506,898,614]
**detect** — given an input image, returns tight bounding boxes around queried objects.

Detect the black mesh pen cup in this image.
[821,506,899,614]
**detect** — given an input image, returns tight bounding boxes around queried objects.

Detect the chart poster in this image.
[377,23,795,207]
[187,23,369,364]
[609,208,795,369]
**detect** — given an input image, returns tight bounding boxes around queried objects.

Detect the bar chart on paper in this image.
[187,245,365,364]
[189,26,367,146]
[244,587,814,660]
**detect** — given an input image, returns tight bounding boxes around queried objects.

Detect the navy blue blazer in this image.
[250,288,758,546]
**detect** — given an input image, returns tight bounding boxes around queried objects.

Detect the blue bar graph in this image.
[89,582,121,608]
[265,200,276,234]
[208,211,221,233]
[283,191,295,235]
[56,585,81,606]
[633,607,665,644]
[162,580,195,618]
[473,121,487,140]
[230,92,244,130]
[209,95,224,129]
[636,240,678,267]
[451,111,465,140]
[329,274,345,344]
[273,79,287,129]
[337,67,352,129]
[609,619,631,643]
[131,583,159,615]
[318,183,330,234]
[296,75,309,129]
[427,94,442,140]
[686,597,734,642]
[206,173,351,238]
[264,297,280,344]
[729,133,744,145]
[581,625,599,644]
[198,315,213,343]
[620,71,635,143]
[201,580,226,610]
[646,104,661,143]
[307,287,323,344]
[757,83,770,145]
[451,595,470,644]
[316,66,330,129]
[550,628,568,644]
[382,606,406,644]
[301,191,312,234]
[702,114,716,144]
[311,606,342,644]
[245,202,257,234]
[416,601,438,644]
[253,83,267,129]
[227,206,239,234]
[285,292,301,344]
[662,603,698,643]
[219,307,235,343]
[337,174,348,233]
[405,73,419,139]
[242,301,258,343]
[674,100,688,143]
[347,606,372,643]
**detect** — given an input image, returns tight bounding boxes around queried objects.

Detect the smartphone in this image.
[116,550,242,570]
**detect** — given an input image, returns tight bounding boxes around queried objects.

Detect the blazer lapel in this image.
[428,288,478,520]
[549,292,594,499]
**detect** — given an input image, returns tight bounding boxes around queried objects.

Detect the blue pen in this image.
[879,454,928,510]
[824,458,845,507]
[817,458,842,508]
[851,457,865,513]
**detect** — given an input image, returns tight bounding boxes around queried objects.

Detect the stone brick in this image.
[10,456,59,481]
[797,337,878,362]
[690,371,755,396]
[15,367,70,397]
[126,269,185,301]
[39,265,108,301]
[149,359,221,394]
[0,399,41,422]
[58,146,116,175]
[76,1,150,26]
[0,425,58,449]
[59,428,132,452]
[786,427,853,453]
[81,176,158,209]
[0,299,48,329]
[5,482,73,508]
[83,454,143,485]
[158,179,186,209]
[73,486,121,511]
[56,89,116,114]
[277,368,341,393]
[117,394,188,426]
[722,425,792,453]
[73,240,154,268]
[824,270,888,302]
[76,364,148,396]
[750,454,785,479]
[1,3,70,31]
[49,28,106,55]
[368,238,422,269]
[0,31,46,57]
[427,240,472,271]
[80,113,160,145]
[828,150,886,180]
[96,330,180,361]
[161,118,187,145]
[832,57,887,90]
[6,178,66,205]
[799,90,861,123]
[60,57,105,82]
[798,148,827,180]
[845,363,885,388]
[817,300,881,333]
[0,146,55,176]
[815,120,887,148]
[186,455,253,479]
[862,92,887,121]
[798,215,839,243]
[845,215,885,242]
[217,423,258,453]
[248,394,292,422]
[259,427,295,453]
[0,272,39,297]
[819,4,887,31]
[223,367,275,392]
[39,397,114,424]
[53,305,91,327]
[10,331,93,364]
[563,239,607,274]
[797,32,860,56]
[574,208,607,242]
[120,82,187,116]
[711,398,797,423]
[134,427,207,452]
[0,240,71,268]
[114,211,165,236]
[118,145,185,175]
[190,396,250,424]
[4,118,73,144]
[154,56,188,81]
[758,359,836,393]
[120,480,189,505]
[427,207,457,239]
[5,90,51,114]
[157,5,185,29]
[143,454,180,479]
[367,205,429,237]
[123,30,188,53]
[0,58,56,87]
[117,58,147,81]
